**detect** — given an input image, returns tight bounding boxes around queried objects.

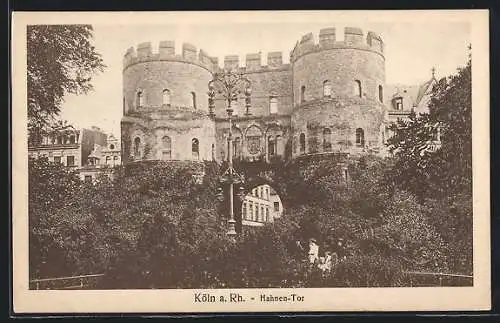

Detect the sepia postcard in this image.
[11,10,490,313]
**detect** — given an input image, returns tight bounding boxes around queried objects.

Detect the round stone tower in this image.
[290,27,386,158]
[121,41,219,163]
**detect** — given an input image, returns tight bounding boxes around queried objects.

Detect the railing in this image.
[29,274,104,290]
[403,271,473,287]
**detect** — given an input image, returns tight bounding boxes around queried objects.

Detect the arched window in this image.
[323,128,332,152]
[300,86,306,103]
[378,85,384,103]
[133,137,141,158]
[191,92,196,109]
[355,128,365,147]
[113,156,119,165]
[323,80,332,97]
[192,138,199,159]
[354,80,362,98]
[299,133,306,154]
[161,136,172,160]
[162,89,171,106]
[136,91,144,107]
[269,97,278,114]
[105,156,111,165]
[268,136,276,157]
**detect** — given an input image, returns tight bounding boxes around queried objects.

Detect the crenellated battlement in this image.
[290,27,384,63]
[123,41,219,72]
[122,26,384,72]
[219,51,289,72]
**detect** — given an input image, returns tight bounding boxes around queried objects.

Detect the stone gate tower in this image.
[121,27,388,165]
[290,27,386,158]
[121,41,218,163]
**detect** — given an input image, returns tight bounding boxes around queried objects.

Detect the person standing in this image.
[336,238,347,261]
[308,238,319,266]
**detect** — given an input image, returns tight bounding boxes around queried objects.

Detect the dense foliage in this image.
[27,25,105,142]
[28,59,472,288]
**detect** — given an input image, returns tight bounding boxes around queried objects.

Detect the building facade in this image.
[121,26,437,166]
[241,184,282,227]
[28,126,107,169]
[29,126,122,183]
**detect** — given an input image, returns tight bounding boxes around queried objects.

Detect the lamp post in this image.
[208,71,252,236]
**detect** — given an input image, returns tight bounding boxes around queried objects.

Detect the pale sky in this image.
[59,15,471,137]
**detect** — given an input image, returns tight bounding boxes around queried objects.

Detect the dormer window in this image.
[394,97,403,110]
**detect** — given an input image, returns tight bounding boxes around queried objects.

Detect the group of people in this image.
[297,237,348,273]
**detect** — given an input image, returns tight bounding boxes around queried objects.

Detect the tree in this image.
[27,25,105,141]
[385,58,472,277]
[387,59,472,199]
[29,156,83,278]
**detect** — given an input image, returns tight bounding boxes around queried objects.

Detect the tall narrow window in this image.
[268,136,276,157]
[250,201,254,221]
[395,97,403,110]
[66,155,75,166]
[136,91,144,107]
[378,85,384,103]
[106,156,111,165]
[242,202,247,219]
[323,128,332,152]
[269,97,278,114]
[355,128,365,147]
[323,80,332,97]
[192,138,199,159]
[162,89,171,106]
[233,137,241,158]
[113,156,119,165]
[354,80,362,98]
[299,133,306,154]
[134,137,141,158]
[69,135,75,144]
[276,135,282,156]
[161,136,172,160]
[191,92,196,109]
[300,86,306,103]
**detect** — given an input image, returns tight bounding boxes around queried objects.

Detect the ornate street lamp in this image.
[208,71,252,236]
